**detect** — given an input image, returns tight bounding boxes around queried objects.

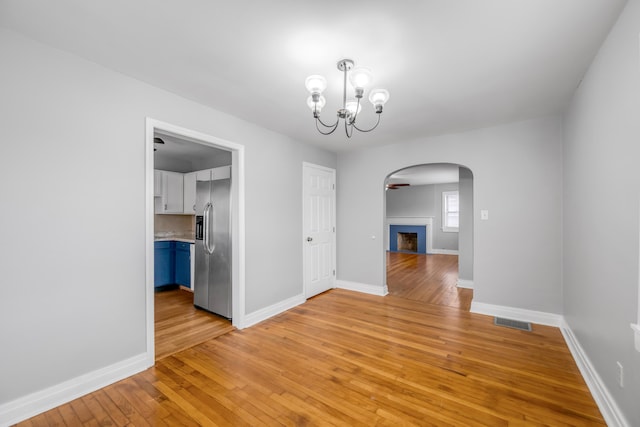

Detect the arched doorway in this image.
[384,163,474,310]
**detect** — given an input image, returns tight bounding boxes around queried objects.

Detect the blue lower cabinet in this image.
[154,241,175,288]
[175,242,191,288]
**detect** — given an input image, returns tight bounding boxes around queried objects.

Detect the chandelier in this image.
[305,59,389,138]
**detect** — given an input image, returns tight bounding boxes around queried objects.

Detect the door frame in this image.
[302,162,337,298]
[383,163,475,299]
[145,118,246,365]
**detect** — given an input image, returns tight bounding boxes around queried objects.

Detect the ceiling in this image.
[154,131,227,164]
[388,164,461,186]
[0,0,627,153]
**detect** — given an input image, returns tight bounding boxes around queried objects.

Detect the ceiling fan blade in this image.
[386,183,410,190]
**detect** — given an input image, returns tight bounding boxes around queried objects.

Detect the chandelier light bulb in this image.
[349,66,373,91]
[369,89,390,109]
[345,100,362,116]
[305,75,327,95]
[307,95,326,113]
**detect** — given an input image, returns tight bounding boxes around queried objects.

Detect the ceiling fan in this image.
[153,137,164,152]
[385,183,410,190]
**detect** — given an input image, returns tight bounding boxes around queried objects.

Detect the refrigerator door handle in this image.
[204,202,215,255]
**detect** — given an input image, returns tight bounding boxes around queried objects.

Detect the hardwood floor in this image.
[387,251,473,310]
[154,288,234,360]
[20,289,604,426]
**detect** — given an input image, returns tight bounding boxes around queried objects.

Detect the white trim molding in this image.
[631,323,640,352]
[0,353,149,426]
[430,249,459,255]
[561,321,631,427]
[336,280,388,296]
[242,293,306,329]
[456,279,474,289]
[146,118,246,333]
[470,301,563,327]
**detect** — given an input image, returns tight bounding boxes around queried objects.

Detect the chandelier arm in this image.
[316,115,339,129]
[349,97,363,125]
[352,114,382,133]
[344,120,354,138]
[316,117,339,135]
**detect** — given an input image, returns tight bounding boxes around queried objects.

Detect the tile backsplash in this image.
[154,214,195,237]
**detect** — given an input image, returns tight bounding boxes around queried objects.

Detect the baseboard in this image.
[0,353,150,427]
[429,249,459,255]
[470,301,562,327]
[456,279,474,289]
[631,323,640,352]
[336,280,388,296]
[242,293,306,328]
[561,320,630,427]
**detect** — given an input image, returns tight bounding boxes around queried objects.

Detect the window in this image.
[442,191,459,232]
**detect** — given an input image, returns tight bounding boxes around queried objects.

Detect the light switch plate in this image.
[481,210,489,220]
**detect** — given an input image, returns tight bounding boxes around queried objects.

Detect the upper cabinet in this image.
[155,166,230,215]
[155,170,184,214]
[154,170,163,197]
[196,165,231,181]
[183,172,197,214]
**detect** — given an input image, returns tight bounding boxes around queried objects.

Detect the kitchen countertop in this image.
[154,233,195,244]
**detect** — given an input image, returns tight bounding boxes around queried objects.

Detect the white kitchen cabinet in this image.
[195,165,231,181]
[155,170,184,214]
[211,165,231,180]
[183,172,197,214]
[196,169,211,181]
[154,170,163,197]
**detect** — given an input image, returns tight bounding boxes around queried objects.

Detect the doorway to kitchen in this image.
[384,163,474,310]
[145,118,245,362]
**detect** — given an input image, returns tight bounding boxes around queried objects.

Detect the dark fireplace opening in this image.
[397,232,418,252]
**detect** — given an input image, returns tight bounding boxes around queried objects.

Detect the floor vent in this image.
[494,317,532,332]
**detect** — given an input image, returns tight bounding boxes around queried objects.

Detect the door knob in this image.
[306,237,313,242]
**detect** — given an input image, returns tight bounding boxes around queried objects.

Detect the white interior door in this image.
[303,163,336,298]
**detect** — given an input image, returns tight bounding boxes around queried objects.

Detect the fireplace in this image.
[397,232,418,252]
[389,225,427,254]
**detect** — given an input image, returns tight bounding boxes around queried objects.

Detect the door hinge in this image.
[333,226,335,232]
[332,183,335,190]
[333,269,336,276]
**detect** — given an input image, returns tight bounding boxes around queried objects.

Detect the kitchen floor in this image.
[154,288,234,360]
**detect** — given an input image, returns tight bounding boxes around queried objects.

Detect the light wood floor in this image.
[20,289,604,426]
[155,288,234,360]
[387,251,473,310]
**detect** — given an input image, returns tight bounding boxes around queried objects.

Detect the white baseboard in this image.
[242,293,306,328]
[0,353,150,427]
[336,280,388,296]
[429,249,459,255]
[456,279,474,289]
[631,323,640,352]
[561,321,630,427]
[470,301,562,327]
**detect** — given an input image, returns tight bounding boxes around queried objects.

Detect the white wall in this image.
[337,116,563,312]
[458,167,474,282]
[386,185,435,218]
[563,0,640,424]
[0,29,335,406]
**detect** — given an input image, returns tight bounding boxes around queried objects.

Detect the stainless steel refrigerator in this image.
[194,168,231,319]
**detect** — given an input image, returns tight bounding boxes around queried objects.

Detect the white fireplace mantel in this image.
[386,217,434,254]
